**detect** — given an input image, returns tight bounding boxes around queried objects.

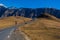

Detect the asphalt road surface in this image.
[0,19,36,40]
[0,26,15,40]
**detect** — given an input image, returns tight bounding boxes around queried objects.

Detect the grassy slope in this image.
[0,14,60,40]
[0,16,32,30]
[19,16,60,40]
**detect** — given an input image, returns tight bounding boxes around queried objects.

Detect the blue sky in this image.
[0,0,60,9]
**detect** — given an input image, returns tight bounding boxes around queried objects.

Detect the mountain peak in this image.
[0,4,7,8]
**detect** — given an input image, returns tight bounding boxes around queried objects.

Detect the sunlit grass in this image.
[0,16,31,30]
[19,18,60,40]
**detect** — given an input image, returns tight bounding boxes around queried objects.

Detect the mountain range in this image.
[0,5,60,19]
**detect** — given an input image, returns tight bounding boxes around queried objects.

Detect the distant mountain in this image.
[0,6,60,19]
[0,5,7,17]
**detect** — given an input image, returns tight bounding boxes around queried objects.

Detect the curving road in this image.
[0,19,36,40]
[0,26,16,40]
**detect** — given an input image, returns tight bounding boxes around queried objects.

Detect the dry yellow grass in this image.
[19,15,60,40]
[0,16,32,30]
[0,13,60,40]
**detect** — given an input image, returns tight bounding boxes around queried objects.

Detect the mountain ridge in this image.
[0,6,60,19]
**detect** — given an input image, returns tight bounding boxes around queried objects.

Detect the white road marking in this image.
[7,35,10,38]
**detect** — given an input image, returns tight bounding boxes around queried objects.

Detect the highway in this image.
[0,19,35,40]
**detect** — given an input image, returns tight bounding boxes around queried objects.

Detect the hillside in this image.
[0,16,32,30]
[0,5,60,18]
[0,5,60,40]
[19,14,60,40]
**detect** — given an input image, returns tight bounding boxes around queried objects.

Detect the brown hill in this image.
[0,16,32,30]
[19,13,60,40]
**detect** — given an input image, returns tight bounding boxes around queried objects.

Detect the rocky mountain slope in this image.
[0,5,60,18]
